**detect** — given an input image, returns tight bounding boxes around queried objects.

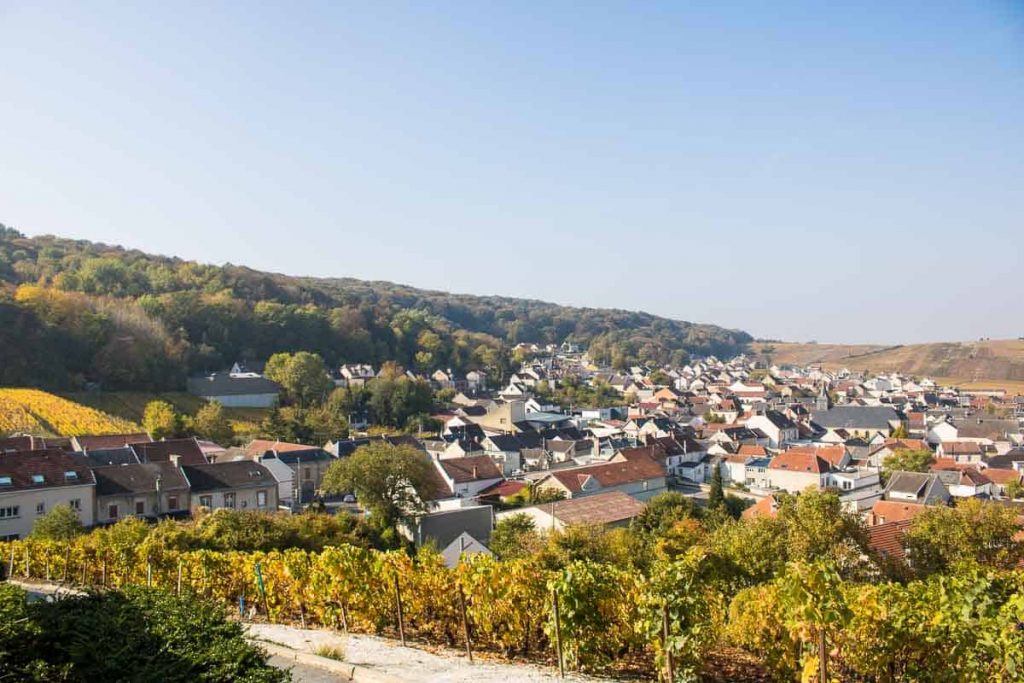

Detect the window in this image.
[0,505,20,519]
[0,476,11,487]
[224,493,236,509]
[31,474,45,485]
[199,495,212,508]
[256,490,267,508]
[135,500,145,515]
[167,495,179,511]
[108,504,119,519]
[36,502,45,515]
[69,499,81,511]
[304,467,312,481]
[64,471,78,481]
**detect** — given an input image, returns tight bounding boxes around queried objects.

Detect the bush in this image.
[0,583,288,682]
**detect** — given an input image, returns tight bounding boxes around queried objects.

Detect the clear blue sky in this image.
[1,1,1021,344]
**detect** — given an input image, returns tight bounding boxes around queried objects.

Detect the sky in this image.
[0,1,1022,345]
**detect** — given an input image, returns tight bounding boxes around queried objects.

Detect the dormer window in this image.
[64,471,78,481]
[31,474,45,485]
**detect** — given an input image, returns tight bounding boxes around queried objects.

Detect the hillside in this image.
[0,388,141,436]
[0,224,751,391]
[752,340,1024,391]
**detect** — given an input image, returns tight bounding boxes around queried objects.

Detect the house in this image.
[338,364,376,388]
[187,372,280,408]
[440,532,492,568]
[742,493,782,520]
[182,461,278,512]
[883,471,951,505]
[943,468,992,498]
[499,491,647,531]
[935,441,984,463]
[867,499,927,526]
[767,451,831,493]
[72,433,150,452]
[93,461,190,524]
[926,419,958,446]
[404,505,493,550]
[133,437,209,465]
[811,406,903,439]
[244,440,335,503]
[0,449,97,540]
[984,468,1023,498]
[745,410,799,448]
[866,520,913,563]
[434,455,504,501]
[534,451,666,501]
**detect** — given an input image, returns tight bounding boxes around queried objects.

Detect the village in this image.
[4,343,1023,569]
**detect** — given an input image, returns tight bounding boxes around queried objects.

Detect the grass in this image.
[312,644,345,661]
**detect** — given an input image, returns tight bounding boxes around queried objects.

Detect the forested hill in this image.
[0,225,751,390]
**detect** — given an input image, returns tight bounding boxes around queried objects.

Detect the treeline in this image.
[0,225,750,390]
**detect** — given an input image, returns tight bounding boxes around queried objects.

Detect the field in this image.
[0,389,141,436]
[64,391,269,436]
[752,339,1024,392]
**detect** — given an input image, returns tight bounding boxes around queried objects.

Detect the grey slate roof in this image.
[812,406,900,430]
[94,461,189,496]
[182,461,277,491]
[187,372,281,397]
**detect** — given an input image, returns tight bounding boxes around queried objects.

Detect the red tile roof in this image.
[869,500,925,525]
[768,451,830,474]
[0,449,96,491]
[867,520,913,561]
[547,452,665,493]
[438,455,503,483]
[785,445,847,467]
[742,494,781,520]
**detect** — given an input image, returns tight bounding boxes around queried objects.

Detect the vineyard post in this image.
[662,601,675,683]
[458,583,473,663]
[80,559,87,586]
[299,602,307,629]
[62,545,70,583]
[551,587,565,679]
[255,562,272,623]
[340,601,349,634]
[393,574,406,646]
[176,560,183,595]
[23,546,30,578]
[147,561,153,588]
[45,550,51,581]
[6,546,13,580]
[101,556,107,587]
[818,629,828,683]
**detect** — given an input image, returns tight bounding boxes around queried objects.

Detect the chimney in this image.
[472,465,478,479]
[169,454,181,468]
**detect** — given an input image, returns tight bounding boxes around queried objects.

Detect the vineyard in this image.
[0,389,141,436]
[2,535,1023,681]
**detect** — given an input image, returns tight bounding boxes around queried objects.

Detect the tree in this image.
[31,504,84,541]
[320,442,433,525]
[490,513,543,560]
[191,401,233,445]
[904,498,1023,576]
[890,423,909,439]
[880,448,933,483]
[708,465,725,511]
[143,400,181,440]
[776,490,869,571]
[630,491,696,537]
[265,351,332,406]
[1004,478,1024,500]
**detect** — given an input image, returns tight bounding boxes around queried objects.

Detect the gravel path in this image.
[248,623,618,683]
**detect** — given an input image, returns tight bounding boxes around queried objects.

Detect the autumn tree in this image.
[880,448,934,483]
[31,505,84,541]
[143,400,181,440]
[320,442,433,525]
[265,351,332,407]
[191,401,233,445]
[904,498,1024,576]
